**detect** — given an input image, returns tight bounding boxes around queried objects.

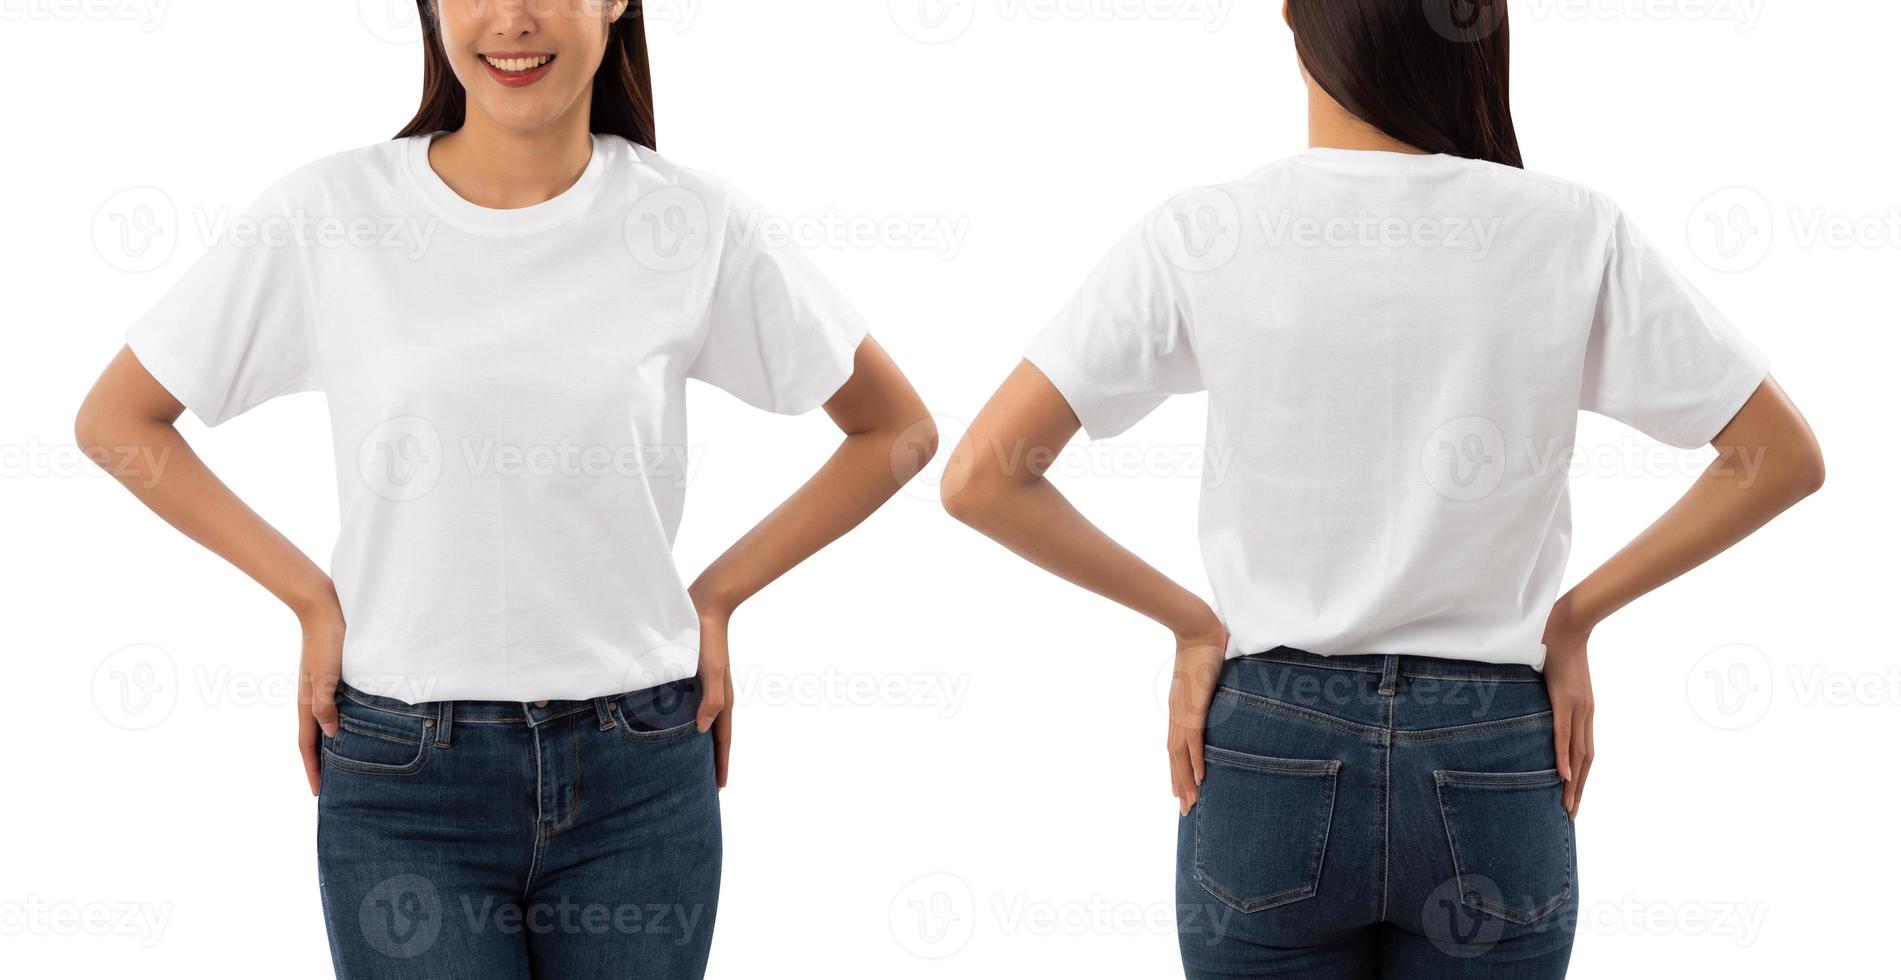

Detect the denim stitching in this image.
[524,732,546,897]
[1243,656,1382,676]
[1401,671,1542,684]
[320,734,430,777]
[1396,712,1554,744]
[615,718,702,744]
[1432,771,1573,925]
[1436,768,1562,787]
[1200,746,1338,775]
[338,690,430,716]
[1243,655,1540,685]
[1377,686,1393,921]
[337,718,421,747]
[338,688,602,726]
[546,717,582,835]
[1213,687,1385,740]
[1192,759,1339,914]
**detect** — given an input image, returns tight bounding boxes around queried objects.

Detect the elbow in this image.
[1752,436,1826,504]
[73,400,111,463]
[891,415,941,487]
[1793,440,1826,499]
[939,442,1010,530]
[1780,425,1827,501]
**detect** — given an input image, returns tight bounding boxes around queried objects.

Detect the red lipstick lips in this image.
[481,52,556,88]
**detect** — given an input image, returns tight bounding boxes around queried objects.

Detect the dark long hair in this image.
[394,1,656,149]
[1287,0,1522,168]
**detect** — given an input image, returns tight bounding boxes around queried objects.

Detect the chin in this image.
[473,96,577,135]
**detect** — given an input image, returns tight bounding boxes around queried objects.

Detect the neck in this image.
[1306,84,1428,155]
[427,99,596,210]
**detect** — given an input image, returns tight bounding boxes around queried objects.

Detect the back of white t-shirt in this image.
[1027,148,1768,668]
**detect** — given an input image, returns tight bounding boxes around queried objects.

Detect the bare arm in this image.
[1544,376,1824,816]
[76,345,344,795]
[687,335,938,786]
[941,360,1226,814]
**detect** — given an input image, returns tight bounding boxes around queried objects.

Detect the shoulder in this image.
[264,137,412,201]
[1456,158,1623,225]
[610,138,757,219]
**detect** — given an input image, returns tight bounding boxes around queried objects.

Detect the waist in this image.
[1242,646,1544,684]
[1217,647,1551,736]
[335,677,700,728]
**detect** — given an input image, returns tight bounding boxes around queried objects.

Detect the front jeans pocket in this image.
[1192,747,1341,913]
[321,712,432,777]
[1433,769,1574,924]
[613,677,703,742]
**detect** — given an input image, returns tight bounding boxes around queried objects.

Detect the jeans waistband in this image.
[335,678,701,729]
[1239,646,1544,685]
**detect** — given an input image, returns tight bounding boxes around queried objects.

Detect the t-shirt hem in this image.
[1678,361,1770,449]
[1024,346,1116,441]
[772,320,869,415]
[342,662,701,705]
[125,329,229,427]
[1226,642,1550,671]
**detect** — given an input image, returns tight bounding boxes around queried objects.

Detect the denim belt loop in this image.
[1378,655,1401,696]
[593,696,618,732]
[434,700,453,748]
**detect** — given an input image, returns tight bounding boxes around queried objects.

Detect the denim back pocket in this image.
[321,699,433,777]
[1193,746,1341,913]
[1432,769,1573,924]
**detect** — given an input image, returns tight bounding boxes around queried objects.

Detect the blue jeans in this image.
[1178,649,1577,978]
[316,678,720,979]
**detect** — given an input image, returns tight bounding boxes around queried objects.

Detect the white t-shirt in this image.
[1026,148,1769,668]
[127,134,868,702]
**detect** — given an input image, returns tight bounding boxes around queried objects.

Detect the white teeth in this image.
[483,55,551,72]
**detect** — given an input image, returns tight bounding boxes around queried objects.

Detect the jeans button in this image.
[533,700,549,708]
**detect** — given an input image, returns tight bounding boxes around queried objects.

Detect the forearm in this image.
[688,426,922,616]
[1557,379,1823,633]
[947,473,1218,639]
[79,414,337,621]
[1559,457,1810,631]
[944,361,1220,641]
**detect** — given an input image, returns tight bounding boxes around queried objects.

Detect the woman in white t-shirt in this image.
[943,2,1822,977]
[75,3,934,977]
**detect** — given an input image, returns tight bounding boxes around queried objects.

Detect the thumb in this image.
[695,670,727,734]
[312,684,339,739]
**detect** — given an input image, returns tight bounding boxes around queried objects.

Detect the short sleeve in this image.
[687,188,869,414]
[1581,209,1769,448]
[1024,209,1204,440]
[124,181,319,427]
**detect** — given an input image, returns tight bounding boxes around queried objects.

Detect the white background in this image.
[2,1,1895,976]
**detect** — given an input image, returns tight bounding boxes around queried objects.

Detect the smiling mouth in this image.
[480,53,557,86]
[482,54,555,72]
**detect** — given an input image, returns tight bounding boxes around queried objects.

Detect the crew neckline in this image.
[1297,146,1473,174]
[403,132,613,236]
